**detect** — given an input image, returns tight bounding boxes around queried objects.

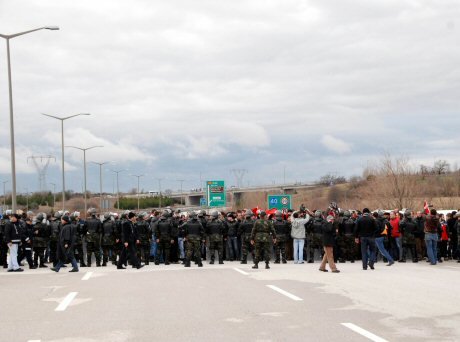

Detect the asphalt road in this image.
[1,260,459,342]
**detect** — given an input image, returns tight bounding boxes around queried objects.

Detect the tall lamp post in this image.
[67,145,103,215]
[42,113,91,210]
[111,169,125,211]
[131,174,144,212]
[3,180,9,209]
[90,161,109,212]
[0,26,59,212]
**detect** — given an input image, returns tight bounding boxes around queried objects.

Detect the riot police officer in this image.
[182,212,205,267]
[101,213,116,266]
[339,211,358,263]
[273,210,290,263]
[49,211,63,266]
[309,210,325,262]
[136,212,152,265]
[85,208,102,267]
[239,210,255,264]
[251,211,277,269]
[153,210,174,265]
[33,213,51,268]
[207,211,225,264]
[400,210,418,263]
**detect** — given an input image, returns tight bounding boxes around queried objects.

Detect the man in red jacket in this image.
[389,211,402,261]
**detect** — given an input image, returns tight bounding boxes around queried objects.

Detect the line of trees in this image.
[117,196,179,210]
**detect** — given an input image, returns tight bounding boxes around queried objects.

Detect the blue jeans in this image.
[375,237,393,263]
[293,239,305,263]
[55,257,78,271]
[227,237,239,260]
[425,233,438,264]
[178,237,185,259]
[360,237,376,269]
[150,234,157,257]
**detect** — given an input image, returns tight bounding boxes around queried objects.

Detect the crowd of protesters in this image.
[1,203,459,273]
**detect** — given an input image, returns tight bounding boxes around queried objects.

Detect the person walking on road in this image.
[355,208,377,270]
[51,215,79,273]
[5,214,23,272]
[319,215,340,273]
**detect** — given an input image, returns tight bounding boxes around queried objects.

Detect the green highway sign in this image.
[268,194,292,210]
[206,180,226,207]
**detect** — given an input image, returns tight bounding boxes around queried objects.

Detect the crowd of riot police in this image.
[1,204,459,272]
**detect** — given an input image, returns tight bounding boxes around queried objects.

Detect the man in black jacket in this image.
[117,212,144,270]
[355,208,377,270]
[5,214,24,272]
[51,215,79,272]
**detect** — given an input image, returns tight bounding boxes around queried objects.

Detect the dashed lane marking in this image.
[82,272,93,280]
[233,268,249,276]
[55,292,78,312]
[341,323,389,342]
[266,285,303,301]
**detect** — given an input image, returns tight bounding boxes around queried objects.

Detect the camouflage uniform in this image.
[400,215,417,262]
[183,214,205,267]
[135,216,152,265]
[273,216,290,263]
[153,215,174,265]
[339,216,358,262]
[239,216,255,264]
[206,216,225,264]
[251,216,276,268]
[101,217,116,266]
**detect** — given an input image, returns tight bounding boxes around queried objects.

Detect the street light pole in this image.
[24,188,29,212]
[0,26,59,212]
[131,174,144,212]
[42,113,91,211]
[67,145,103,215]
[111,169,125,211]
[90,161,109,212]
[3,180,9,209]
[50,182,56,210]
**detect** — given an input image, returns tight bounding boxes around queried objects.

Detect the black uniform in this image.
[153,216,174,265]
[118,219,142,269]
[136,218,152,264]
[101,218,116,266]
[273,218,290,263]
[33,220,51,267]
[400,217,417,262]
[85,216,102,266]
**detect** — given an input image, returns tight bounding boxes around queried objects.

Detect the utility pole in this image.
[50,183,56,210]
[3,180,9,209]
[177,179,184,205]
[90,161,109,212]
[231,169,247,188]
[157,178,163,209]
[24,188,29,212]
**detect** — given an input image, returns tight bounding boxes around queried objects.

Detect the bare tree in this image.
[432,160,450,175]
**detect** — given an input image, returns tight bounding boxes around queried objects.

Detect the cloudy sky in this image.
[0,0,459,194]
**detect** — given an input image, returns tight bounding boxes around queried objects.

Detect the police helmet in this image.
[378,210,385,218]
[314,210,322,218]
[198,210,206,217]
[189,211,197,219]
[259,210,266,217]
[211,211,219,219]
[54,210,63,219]
[245,209,253,217]
[87,208,97,216]
[275,210,283,218]
[104,212,111,220]
[138,212,147,219]
[36,212,45,221]
[404,210,412,218]
[343,210,351,218]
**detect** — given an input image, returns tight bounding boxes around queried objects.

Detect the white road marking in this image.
[233,268,249,276]
[82,272,93,280]
[266,285,303,301]
[55,292,78,312]
[27,340,41,342]
[341,323,389,342]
